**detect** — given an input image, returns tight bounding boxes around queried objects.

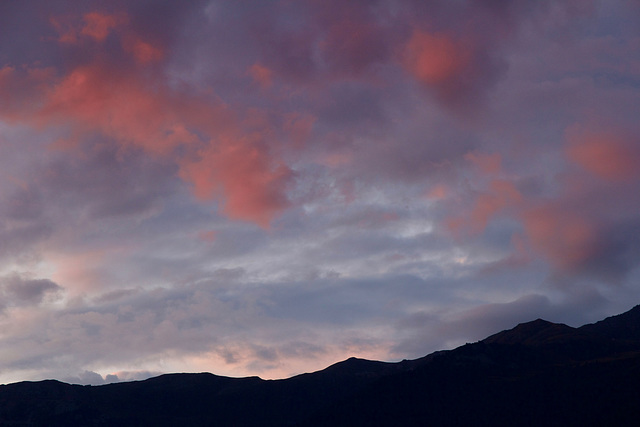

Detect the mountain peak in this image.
[318,357,391,377]
[483,318,576,346]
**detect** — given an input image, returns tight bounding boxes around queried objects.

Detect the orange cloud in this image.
[317,151,352,168]
[51,12,126,44]
[469,180,522,232]
[523,206,599,271]
[445,152,521,235]
[80,12,127,42]
[0,12,296,228]
[48,248,111,294]
[426,184,448,200]
[465,152,502,175]
[566,128,639,181]
[51,11,162,65]
[41,64,291,225]
[447,179,522,235]
[198,230,217,243]
[248,63,274,89]
[50,15,79,44]
[41,65,199,156]
[180,138,293,228]
[122,36,164,64]
[403,31,469,86]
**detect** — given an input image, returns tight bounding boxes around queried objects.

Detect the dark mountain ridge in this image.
[2,305,640,426]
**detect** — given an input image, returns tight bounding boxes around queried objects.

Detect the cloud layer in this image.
[0,0,638,384]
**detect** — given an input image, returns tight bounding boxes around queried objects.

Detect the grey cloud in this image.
[279,341,327,359]
[260,274,454,326]
[391,290,615,358]
[42,143,178,221]
[597,219,640,282]
[0,221,52,263]
[317,83,387,128]
[112,370,162,382]
[0,274,62,307]
[391,294,553,357]
[2,186,44,221]
[63,370,107,386]
[62,369,161,385]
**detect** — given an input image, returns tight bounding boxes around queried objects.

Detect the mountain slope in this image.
[306,304,640,426]
[1,305,640,426]
[579,304,640,341]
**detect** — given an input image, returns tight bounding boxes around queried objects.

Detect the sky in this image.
[0,0,639,385]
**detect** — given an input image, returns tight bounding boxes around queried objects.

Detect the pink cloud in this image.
[0,11,296,227]
[318,151,352,168]
[425,184,448,200]
[49,248,111,294]
[403,31,470,87]
[523,205,600,272]
[399,16,508,111]
[471,180,521,229]
[248,63,273,89]
[122,36,164,64]
[40,65,198,156]
[448,179,522,235]
[180,138,292,228]
[80,12,126,42]
[444,151,520,236]
[50,12,126,44]
[49,14,82,44]
[198,230,217,243]
[566,127,640,182]
[465,152,502,175]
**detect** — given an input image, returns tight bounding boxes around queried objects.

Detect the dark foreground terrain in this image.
[2,305,640,426]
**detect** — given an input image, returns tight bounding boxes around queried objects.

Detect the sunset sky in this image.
[1,0,639,385]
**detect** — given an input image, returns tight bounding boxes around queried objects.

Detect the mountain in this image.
[1,305,640,426]
[580,304,640,341]
[483,318,577,345]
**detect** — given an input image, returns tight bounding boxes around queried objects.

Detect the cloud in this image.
[248,63,273,89]
[399,5,513,112]
[404,31,471,87]
[0,0,639,387]
[180,137,293,228]
[80,12,125,41]
[0,11,295,227]
[62,369,160,385]
[465,152,503,175]
[63,370,109,385]
[0,274,62,308]
[392,291,613,357]
[448,178,523,236]
[566,126,640,182]
[316,6,391,78]
[523,204,599,272]
[50,12,127,44]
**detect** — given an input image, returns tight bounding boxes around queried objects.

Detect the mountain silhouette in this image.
[483,318,577,345]
[1,305,640,426]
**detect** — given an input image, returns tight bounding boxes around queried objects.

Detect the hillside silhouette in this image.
[2,305,640,426]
